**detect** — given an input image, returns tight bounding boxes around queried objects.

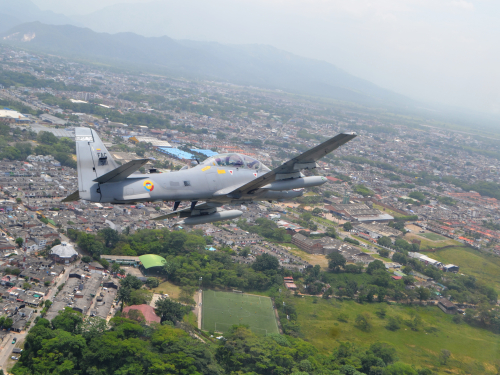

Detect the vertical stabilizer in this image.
[75,127,118,201]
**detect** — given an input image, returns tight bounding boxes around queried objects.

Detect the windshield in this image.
[201,153,270,171]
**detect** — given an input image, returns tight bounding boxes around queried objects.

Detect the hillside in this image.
[0,0,76,33]
[0,22,414,108]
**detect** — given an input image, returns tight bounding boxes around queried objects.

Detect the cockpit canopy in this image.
[201,153,270,171]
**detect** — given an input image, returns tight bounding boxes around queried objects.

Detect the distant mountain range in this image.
[0,0,76,33]
[0,22,414,108]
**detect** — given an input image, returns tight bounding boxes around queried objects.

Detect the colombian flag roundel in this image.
[143,180,154,192]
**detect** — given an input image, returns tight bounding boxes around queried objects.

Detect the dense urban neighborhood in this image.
[1,44,500,375]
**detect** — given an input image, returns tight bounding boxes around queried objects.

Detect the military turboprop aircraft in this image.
[63,127,356,225]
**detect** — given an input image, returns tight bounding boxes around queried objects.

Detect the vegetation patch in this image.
[432,246,500,293]
[155,281,182,300]
[290,297,500,374]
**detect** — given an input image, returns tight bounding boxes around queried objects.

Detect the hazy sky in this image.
[32,0,500,114]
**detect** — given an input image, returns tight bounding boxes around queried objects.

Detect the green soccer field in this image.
[201,290,279,335]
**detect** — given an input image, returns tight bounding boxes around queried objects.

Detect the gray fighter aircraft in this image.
[63,127,356,225]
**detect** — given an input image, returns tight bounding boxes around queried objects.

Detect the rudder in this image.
[75,127,118,201]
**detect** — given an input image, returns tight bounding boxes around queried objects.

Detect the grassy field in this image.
[154,281,182,299]
[404,233,459,250]
[291,297,500,374]
[202,290,279,335]
[183,311,198,328]
[432,246,500,293]
[418,232,448,241]
[282,243,329,269]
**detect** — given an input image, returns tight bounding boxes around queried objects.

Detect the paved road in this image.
[0,332,26,373]
[194,290,202,329]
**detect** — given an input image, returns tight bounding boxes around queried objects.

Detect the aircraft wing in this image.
[228,132,357,198]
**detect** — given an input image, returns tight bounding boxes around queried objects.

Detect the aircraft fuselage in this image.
[93,164,309,204]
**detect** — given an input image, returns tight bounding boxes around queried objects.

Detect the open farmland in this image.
[432,246,500,293]
[291,297,500,375]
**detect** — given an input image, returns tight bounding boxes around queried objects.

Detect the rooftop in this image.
[139,254,166,269]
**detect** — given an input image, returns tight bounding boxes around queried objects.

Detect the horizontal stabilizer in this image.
[93,159,150,184]
[61,190,80,202]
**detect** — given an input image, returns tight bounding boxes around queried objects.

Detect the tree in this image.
[99,228,120,248]
[51,307,83,333]
[377,236,392,247]
[23,282,31,290]
[155,297,189,324]
[392,252,407,265]
[355,313,372,332]
[439,349,451,365]
[129,289,153,305]
[327,252,346,272]
[301,212,313,222]
[37,131,59,145]
[99,258,109,269]
[384,362,417,375]
[409,191,425,202]
[337,313,349,323]
[239,246,250,257]
[118,287,131,307]
[166,231,188,253]
[369,342,397,365]
[184,234,206,252]
[145,277,159,289]
[77,233,104,257]
[120,275,143,290]
[385,316,401,331]
[111,262,121,273]
[3,318,13,329]
[81,256,92,263]
[325,227,337,238]
[67,228,79,241]
[343,222,353,231]
[252,253,280,272]
[394,238,411,252]
[403,276,415,286]
[81,316,108,341]
[378,249,390,258]
[15,237,24,248]
[403,266,413,275]
[416,286,430,301]
[312,208,322,216]
[366,260,385,275]
[10,268,21,276]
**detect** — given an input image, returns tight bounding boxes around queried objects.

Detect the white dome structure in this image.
[50,242,78,263]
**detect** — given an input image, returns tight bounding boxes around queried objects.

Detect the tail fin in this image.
[75,127,118,201]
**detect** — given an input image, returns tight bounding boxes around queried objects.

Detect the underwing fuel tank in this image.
[261,176,327,191]
[178,210,243,225]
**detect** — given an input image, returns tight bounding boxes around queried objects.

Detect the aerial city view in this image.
[0,1,499,374]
